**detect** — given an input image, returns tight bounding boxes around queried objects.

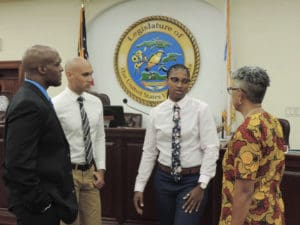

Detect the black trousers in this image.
[12,205,60,225]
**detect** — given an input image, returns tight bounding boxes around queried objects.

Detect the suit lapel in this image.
[23,82,69,146]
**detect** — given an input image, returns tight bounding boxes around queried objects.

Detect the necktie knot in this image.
[77,96,84,103]
[173,104,180,122]
[173,103,180,111]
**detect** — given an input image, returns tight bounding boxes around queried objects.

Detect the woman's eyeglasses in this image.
[227,87,247,95]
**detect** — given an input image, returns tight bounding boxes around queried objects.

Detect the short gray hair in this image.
[232,66,270,103]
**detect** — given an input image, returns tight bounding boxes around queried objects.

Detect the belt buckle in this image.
[174,166,182,174]
[84,163,92,171]
[87,163,92,170]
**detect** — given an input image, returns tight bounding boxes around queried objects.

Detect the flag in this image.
[78,4,88,59]
[223,0,235,136]
[78,3,94,85]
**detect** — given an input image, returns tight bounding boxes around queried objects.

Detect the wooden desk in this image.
[0,127,299,225]
[281,152,300,225]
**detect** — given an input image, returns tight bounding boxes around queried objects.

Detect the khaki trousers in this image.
[61,165,102,225]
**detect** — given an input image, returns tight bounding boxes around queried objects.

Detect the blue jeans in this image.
[153,168,208,225]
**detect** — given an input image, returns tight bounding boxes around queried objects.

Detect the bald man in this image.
[3,45,78,225]
[53,57,105,225]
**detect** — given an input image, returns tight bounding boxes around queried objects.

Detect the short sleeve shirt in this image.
[219,112,285,225]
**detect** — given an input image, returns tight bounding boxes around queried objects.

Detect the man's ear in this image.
[37,65,47,74]
[65,71,72,79]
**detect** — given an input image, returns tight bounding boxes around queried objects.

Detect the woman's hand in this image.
[182,185,204,213]
[133,191,144,215]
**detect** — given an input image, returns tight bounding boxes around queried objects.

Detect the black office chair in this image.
[278,118,290,148]
[87,91,111,106]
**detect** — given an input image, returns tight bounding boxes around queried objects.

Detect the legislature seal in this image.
[114,15,200,106]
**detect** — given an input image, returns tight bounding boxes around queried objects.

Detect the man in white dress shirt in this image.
[133,64,219,225]
[53,57,105,225]
[0,84,9,121]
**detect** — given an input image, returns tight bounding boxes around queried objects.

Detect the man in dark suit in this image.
[3,45,78,225]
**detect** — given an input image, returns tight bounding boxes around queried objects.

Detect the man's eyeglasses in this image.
[227,87,247,95]
[169,77,190,85]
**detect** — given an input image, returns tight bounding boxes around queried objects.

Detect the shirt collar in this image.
[25,78,51,102]
[65,87,86,102]
[167,95,188,108]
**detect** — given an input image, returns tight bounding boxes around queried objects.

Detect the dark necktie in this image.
[77,96,93,164]
[171,103,182,182]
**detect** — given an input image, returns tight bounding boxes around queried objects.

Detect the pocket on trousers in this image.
[55,192,78,224]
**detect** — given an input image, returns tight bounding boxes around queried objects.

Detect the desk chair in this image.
[87,91,111,106]
[278,118,290,148]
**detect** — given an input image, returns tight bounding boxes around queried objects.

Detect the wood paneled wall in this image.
[0,128,299,225]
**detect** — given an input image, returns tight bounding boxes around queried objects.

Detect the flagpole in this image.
[225,0,234,136]
[78,0,93,84]
[78,0,89,59]
[226,0,231,85]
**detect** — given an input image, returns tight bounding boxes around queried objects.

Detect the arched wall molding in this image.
[88,0,226,127]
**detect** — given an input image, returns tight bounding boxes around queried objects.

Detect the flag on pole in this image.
[223,0,235,136]
[78,2,94,85]
[78,3,88,59]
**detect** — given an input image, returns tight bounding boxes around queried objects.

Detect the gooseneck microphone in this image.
[122,98,149,115]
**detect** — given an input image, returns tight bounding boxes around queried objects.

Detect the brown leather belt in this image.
[157,162,200,175]
[71,163,93,171]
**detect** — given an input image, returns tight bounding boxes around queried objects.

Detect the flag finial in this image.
[81,0,88,7]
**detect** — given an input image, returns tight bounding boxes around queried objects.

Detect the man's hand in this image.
[133,191,144,215]
[93,169,105,189]
[182,185,204,213]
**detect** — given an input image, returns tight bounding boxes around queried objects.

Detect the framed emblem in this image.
[114,15,200,106]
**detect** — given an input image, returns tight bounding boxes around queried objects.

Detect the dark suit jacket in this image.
[3,82,78,224]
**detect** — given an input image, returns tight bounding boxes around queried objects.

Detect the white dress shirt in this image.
[0,95,9,111]
[52,87,106,170]
[134,95,219,192]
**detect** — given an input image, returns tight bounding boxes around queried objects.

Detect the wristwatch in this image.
[198,182,208,190]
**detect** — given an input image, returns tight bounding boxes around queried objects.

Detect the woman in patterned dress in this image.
[219,66,286,225]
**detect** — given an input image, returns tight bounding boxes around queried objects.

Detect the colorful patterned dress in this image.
[219,112,285,225]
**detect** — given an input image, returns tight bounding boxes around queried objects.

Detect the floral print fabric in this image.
[219,112,285,225]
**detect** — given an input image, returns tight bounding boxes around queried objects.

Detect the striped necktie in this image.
[77,96,93,164]
[171,103,182,182]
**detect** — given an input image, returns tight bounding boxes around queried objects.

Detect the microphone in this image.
[122,98,149,115]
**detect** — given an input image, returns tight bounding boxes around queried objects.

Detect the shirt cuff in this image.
[198,174,210,185]
[134,182,146,192]
[94,160,106,171]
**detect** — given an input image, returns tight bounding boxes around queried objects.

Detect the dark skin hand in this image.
[182,185,204,213]
[133,191,144,215]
